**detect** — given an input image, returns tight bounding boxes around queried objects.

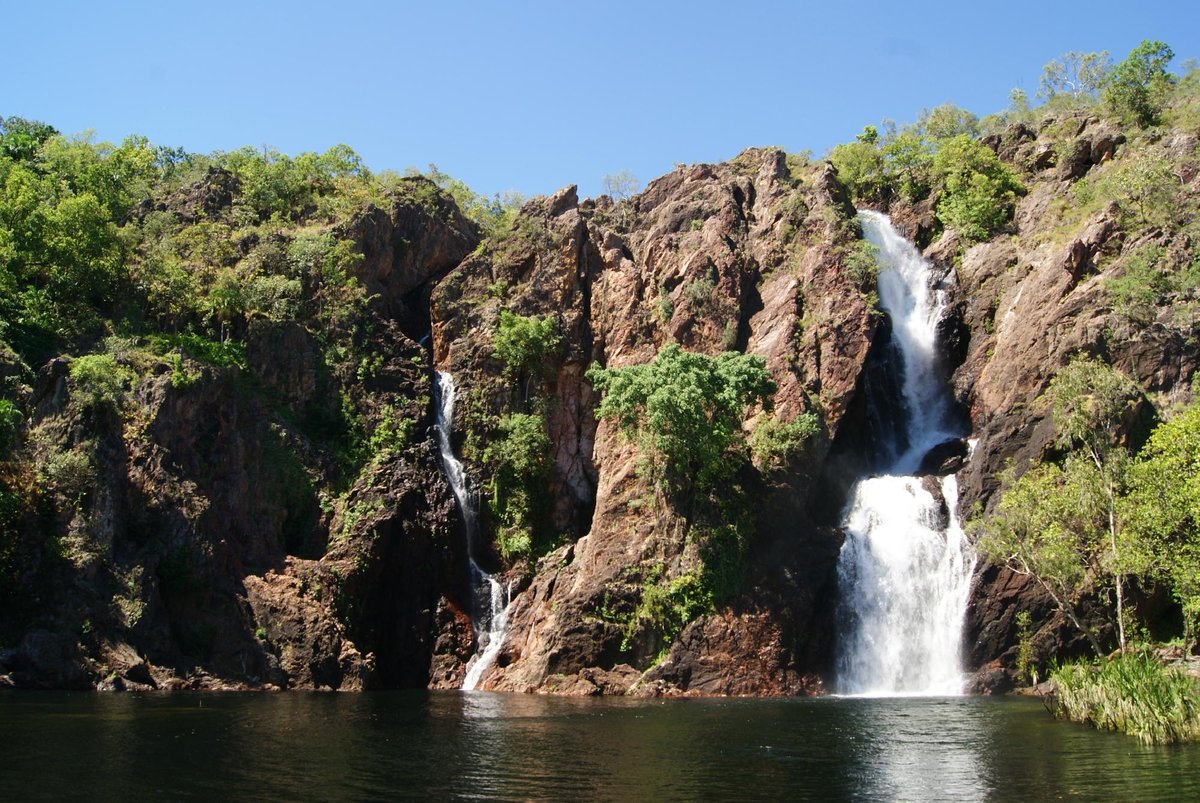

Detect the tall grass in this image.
[1049,649,1200,745]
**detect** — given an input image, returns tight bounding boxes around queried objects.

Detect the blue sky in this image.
[4,1,1198,200]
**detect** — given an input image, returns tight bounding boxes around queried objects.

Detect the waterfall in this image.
[434,371,512,691]
[835,211,976,696]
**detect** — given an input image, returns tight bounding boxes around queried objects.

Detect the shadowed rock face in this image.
[1,186,477,692]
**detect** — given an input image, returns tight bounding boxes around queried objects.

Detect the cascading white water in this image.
[835,210,976,696]
[434,371,511,692]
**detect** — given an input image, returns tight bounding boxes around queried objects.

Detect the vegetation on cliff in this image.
[3,35,1200,700]
[0,113,483,687]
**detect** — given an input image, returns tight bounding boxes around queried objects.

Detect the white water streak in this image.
[435,371,512,692]
[836,211,976,696]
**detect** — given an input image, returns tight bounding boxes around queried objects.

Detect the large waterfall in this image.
[835,211,976,696]
[434,371,511,691]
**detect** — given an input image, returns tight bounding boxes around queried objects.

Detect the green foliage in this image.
[588,344,774,499]
[1104,245,1200,325]
[1104,40,1175,127]
[1073,149,1179,239]
[1039,51,1111,103]
[1045,356,1141,456]
[1125,403,1200,652]
[0,399,21,453]
[69,354,133,412]
[484,411,551,561]
[828,136,887,203]
[43,443,97,504]
[684,276,715,309]
[148,332,246,369]
[0,116,58,161]
[367,404,414,459]
[931,135,1023,242]
[492,310,561,382]
[749,412,819,473]
[976,357,1143,654]
[1050,648,1200,744]
[217,144,369,222]
[1015,610,1036,685]
[482,410,552,561]
[881,128,934,201]
[844,239,881,290]
[621,565,712,653]
[421,163,524,236]
[920,104,980,142]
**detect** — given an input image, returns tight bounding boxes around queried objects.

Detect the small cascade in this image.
[434,371,512,691]
[835,211,976,696]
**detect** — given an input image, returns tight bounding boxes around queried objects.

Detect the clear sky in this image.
[4,1,1198,201]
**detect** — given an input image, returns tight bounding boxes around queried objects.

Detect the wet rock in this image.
[8,630,93,689]
[918,438,968,476]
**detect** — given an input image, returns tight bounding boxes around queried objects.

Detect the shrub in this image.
[932,135,1023,242]
[367,404,414,459]
[484,412,551,560]
[844,240,881,290]
[684,276,715,309]
[492,310,561,382]
[587,344,774,499]
[0,399,21,453]
[1106,245,1178,324]
[1078,154,1178,230]
[750,413,820,473]
[44,445,96,503]
[828,136,886,202]
[69,354,132,411]
[621,566,712,653]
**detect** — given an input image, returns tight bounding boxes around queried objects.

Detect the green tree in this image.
[0,116,58,162]
[1104,40,1175,127]
[931,135,1023,242]
[977,357,1145,653]
[920,104,979,142]
[829,129,887,203]
[483,411,552,560]
[586,344,774,499]
[1039,51,1111,103]
[492,310,561,393]
[1125,403,1200,652]
[881,127,934,201]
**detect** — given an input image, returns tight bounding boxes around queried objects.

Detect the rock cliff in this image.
[4,97,1198,694]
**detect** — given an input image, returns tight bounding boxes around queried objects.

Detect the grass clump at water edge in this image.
[1048,648,1200,745]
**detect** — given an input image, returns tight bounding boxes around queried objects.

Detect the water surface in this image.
[2,692,1197,800]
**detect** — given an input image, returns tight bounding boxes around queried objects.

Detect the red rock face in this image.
[430,149,875,695]
[947,113,1200,688]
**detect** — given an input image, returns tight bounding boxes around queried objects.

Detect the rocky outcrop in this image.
[430,148,875,695]
[344,178,479,338]
[939,113,1200,689]
[0,188,476,691]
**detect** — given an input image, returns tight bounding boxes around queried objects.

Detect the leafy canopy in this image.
[976,357,1144,654]
[932,135,1024,242]
[492,310,561,381]
[587,344,774,496]
[1125,403,1200,651]
[1104,40,1175,127]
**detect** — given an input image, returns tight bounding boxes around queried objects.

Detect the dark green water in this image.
[2,692,1197,801]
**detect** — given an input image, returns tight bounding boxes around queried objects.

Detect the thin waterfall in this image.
[433,371,511,691]
[835,211,976,696]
